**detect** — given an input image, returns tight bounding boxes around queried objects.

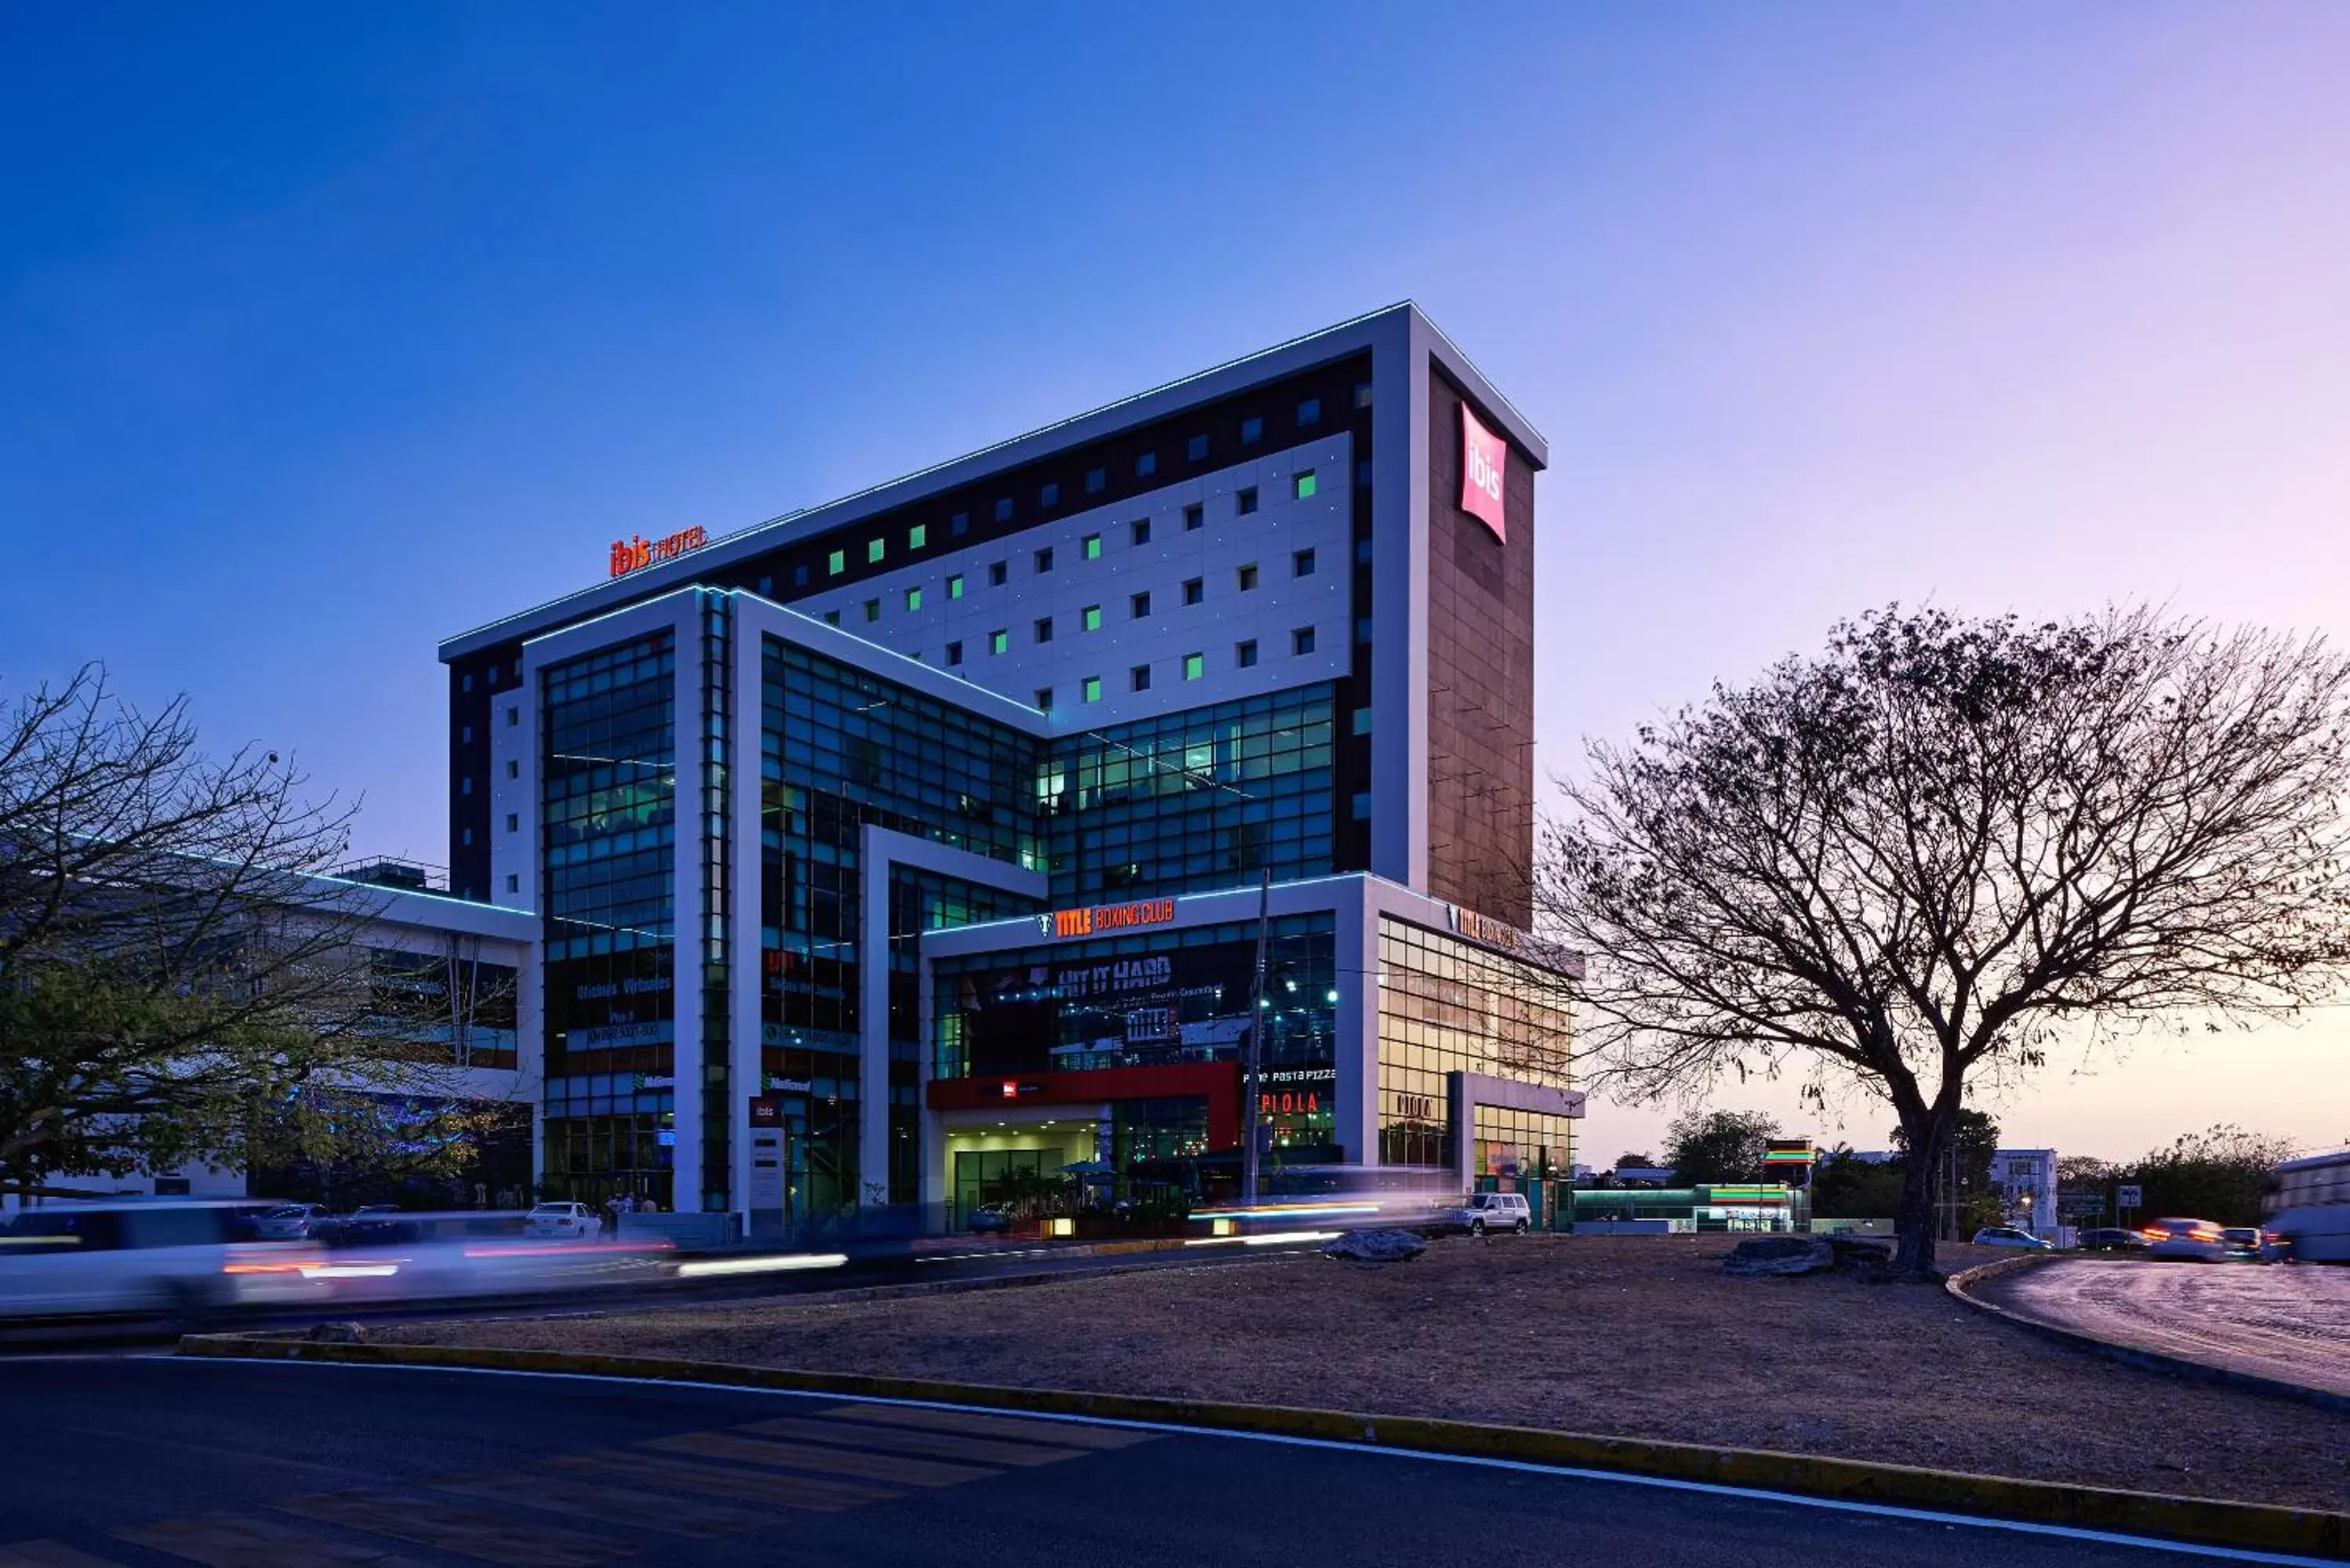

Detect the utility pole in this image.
[1240,867,1272,1210]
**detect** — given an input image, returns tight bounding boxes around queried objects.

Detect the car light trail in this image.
[675,1253,848,1278]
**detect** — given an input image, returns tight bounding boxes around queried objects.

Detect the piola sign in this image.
[609,525,709,579]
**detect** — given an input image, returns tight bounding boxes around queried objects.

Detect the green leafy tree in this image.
[1662,1107,1780,1185]
[2125,1124,2301,1225]
[1811,1146,1907,1219]
[1538,607,2350,1277]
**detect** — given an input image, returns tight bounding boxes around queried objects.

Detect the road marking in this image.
[423,1471,767,1541]
[169,1359,2348,1567]
[0,1544,138,1568]
[546,1450,899,1512]
[733,1414,1086,1467]
[112,1511,431,1568]
[641,1430,998,1486]
[273,1492,629,1568]
[816,1402,1159,1449]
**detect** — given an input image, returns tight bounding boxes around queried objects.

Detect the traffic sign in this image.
[2117,1184,2143,1209]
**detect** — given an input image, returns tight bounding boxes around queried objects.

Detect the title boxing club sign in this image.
[609,525,709,579]
[1036,898,1178,940]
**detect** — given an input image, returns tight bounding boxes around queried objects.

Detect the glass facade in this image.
[1376,917,1573,1169]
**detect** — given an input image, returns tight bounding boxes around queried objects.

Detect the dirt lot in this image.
[375,1235,2350,1512]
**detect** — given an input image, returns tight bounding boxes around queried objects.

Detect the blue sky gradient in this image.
[5,5,2346,1160]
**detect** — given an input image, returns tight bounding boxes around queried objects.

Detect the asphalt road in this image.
[0,1357,2301,1567]
[1983,1258,2350,1398]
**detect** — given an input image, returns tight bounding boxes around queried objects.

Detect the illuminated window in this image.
[1237,487,1259,516]
[828,550,845,576]
[905,586,923,612]
[1183,652,1204,681]
[1083,532,1102,560]
[1351,707,1371,736]
[1237,640,1259,669]
[1083,605,1102,632]
[947,573,964,599]
[1294,470,1317,500]
[1082,676,1102,703]
[868,538,885,564]
[990,630,1009,655]
[910,523,927,550]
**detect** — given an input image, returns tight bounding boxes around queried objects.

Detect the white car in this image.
[0,1202,311,1318]
[1450,1191,1532,1236]
[523,1202,604,1240]
[2144,1218,2228,1261]
[1970,1225,2054,1250]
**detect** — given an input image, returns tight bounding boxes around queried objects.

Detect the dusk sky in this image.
[5,5,2346,1164]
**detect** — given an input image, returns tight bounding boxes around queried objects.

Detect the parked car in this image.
[311,1204,411,1246]
[2074,1227,2148,1251]
[2143,1217,2228,1261]
[521,1202,604,1240]
[1970,1225,2054,1250]
[967,1203,1014,1235]
[252,1203,330,1241]
[0,1201,304,1318]
[1451,1191,1531,1236]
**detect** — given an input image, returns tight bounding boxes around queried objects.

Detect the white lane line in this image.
[154,1357,2341,1567]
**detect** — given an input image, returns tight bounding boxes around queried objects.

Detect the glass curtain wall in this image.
[1375,917,1574,1169]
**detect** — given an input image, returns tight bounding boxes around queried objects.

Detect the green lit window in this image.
[828,550,845,576]
[1082,605,1102,632]
[948,573,964,600]
[906,587,923,612]
[1183,652,1204,681]
[909,523,927,550]
[1083,533,1102,560]
[1083,676,1102,703]
[868,538,886,564]
[990,630,1009,655]
[1295,470,1317,499]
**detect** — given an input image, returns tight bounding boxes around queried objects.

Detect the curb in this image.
[1948,1258,2350,1416]
[176,1334,2349,1560]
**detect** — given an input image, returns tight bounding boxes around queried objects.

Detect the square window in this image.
[951,510,970,536]
[1237,564,1259,591]
[1237,487,1259,516]
[1182,652,1204,681]
[1035,547,1054,572]
[990,560,1008,586]
[1041,482,1059,507]
[863,597,881,623]
[1085,467,1106,494]
[1082,676,1102,703]
[1036,688,1054,713]
[909,523,927,550]
[1131,518,1150,546]
[1131,590,1151,618]
[947,641,964,666]
[1240,416,1263,444]
[1293,547,1317,577]
[868,538,886,564]
[1183,503,1204,531]
[1237,640,1259,669]
[1186,434,1209,462]
[1295,470,1317,499]
[905,586,924,612]
[990,630,1009,655]
[1131,664,1151,692]
[824,609,842,626]
[794,564,811,588]
[994,497,1014,522]
[1182,577,1204,605]
[828,549,846,576]
[1135,452,1157,477]
[1297,397,1320,426]
[948,572,964,600]
[1083,604,1102,632]
[1034,616,1054,643]
[1082,532,1101,560]
[1293,626,1317,655]
[1353,380,1373,408]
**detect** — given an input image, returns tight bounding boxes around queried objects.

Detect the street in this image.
[0,1357,2306,1567]
[1981,1258,2350,1399]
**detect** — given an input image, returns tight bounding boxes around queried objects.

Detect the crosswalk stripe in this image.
[423,1472,766,1541]
[818,1403,1160,1450]
[547,1451,898,1513]
[273,1491,630,1568]
[642,1431,997,1488]
[112,1512,432,1568]
[0,1543,138,1568]
[734,1415,1087,1468]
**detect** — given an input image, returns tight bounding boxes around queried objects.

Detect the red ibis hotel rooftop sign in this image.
[1037,898,1177,940]
[1459,402,1508,543]
[610,525,709,579]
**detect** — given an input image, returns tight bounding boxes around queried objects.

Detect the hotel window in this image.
[1082,676,1102,703]
[1186,434,1208,461]
[1297,397,1320,426]
[1083,605,1102,632]
[1351,707,1372,736]
[946,641,964,666]
[1085,467,1106,494]
[905,586,924,612]
[1131,518,1150,546]
[1351,790,1371,821]
[1353,380,1373,408]
[1035,546,1054,573]
[1082,532,1102,560]
[829,550,846,576]
[990,630,1009,655]
[1036,688,1053,713]
[461,673,473,693]
[1182,577,1204,605]
[461,827,473,846]
[794,564,810,588]
[1356,616,1374,644]
[1131,663,1151,692]
[1135,452,1157,477]
[505,874,519,895]
[868,538,886,564]
[951,510,970,537]
[1294,470,1317,499]
[909,523,928,550]
[461,724,473,744]
[1041,482,1059,507]
[994,497,1014,522]
[990,560,1008,586]
[1240,416,1263,445]
[1237,564,1259,591]
[758,575,772,596]
[507,759,519,779]
[863,598,881,623]
[460,776,473,796]
[1357,459,1372,488]
[1293,547,1317,577]
[823,609,841,626]
[1130,590,1151,618]
[1182,652,1204,681]
[1293,626,1317,656]
[1356,538,1374,564]
[1237,487,1259,516]
[506,813,519,833]
[1183,503,1204,532]
[508,705,519,726]
[1034,616,1054,644]
[1237,640,1259,669]
[948,572,964,599]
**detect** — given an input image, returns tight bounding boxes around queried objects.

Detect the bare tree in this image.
[0,665,481,1196]
[1536,607,2350,1276]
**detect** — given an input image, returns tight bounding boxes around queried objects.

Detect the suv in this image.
[1451,1191,1531,1236]
[523,1202,604,1240]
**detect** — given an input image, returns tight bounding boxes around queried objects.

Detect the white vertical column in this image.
[1335,886,1382,1168]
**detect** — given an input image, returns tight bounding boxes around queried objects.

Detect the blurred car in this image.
[2143,1217,2228,1260]
[0,1201,307,1318]
[967,1203,1014,1235]
[1970,1225,2054,1250]
[521,1202,603,1240]
[321,1205,411,1245]
[2218,1226,2281,1262]
[2074,1227,2148,1251]
[252,1203,330,1241]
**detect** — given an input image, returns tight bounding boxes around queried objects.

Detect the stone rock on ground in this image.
[1723,1234,1895,1279]
[303,1321,371,1344]
[1322,1229,1428,1264]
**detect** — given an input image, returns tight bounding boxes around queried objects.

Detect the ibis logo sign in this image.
[1459,403,1508,543]
[609,525,709,579]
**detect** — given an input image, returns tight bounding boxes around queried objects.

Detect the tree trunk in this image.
[1891,1093,1956,1279]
